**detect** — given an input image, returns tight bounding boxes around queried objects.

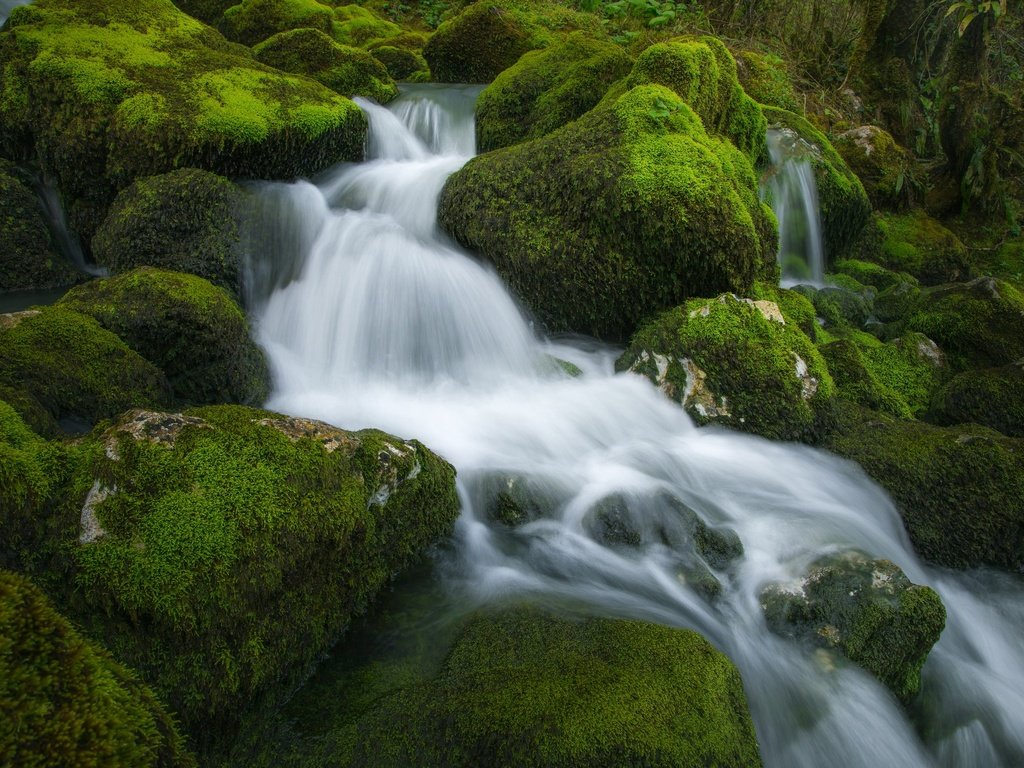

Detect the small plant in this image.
[945,0,1008,37]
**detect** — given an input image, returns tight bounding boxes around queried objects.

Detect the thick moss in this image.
[0,307,169,435]
[57,268,269,407]
[0,0,366,240]
[369,45,428,81]
[422,0,602,84]
[826,404,1024,570]
[625,36,767,164]
[833,258,915,293]
[92,169,245,296]
[875,210,972,285]
[331,4,402,48]
[0,570,197,768]
[905,277,1024,371]
[834,126,917,212]
[253,28,398,103]
[618,293,835,441]
[337,607,763,767]
[762,106,871,262]
[761,552,945,701]
[0,159,79,292]
[820,339,916,419]
[440,85,776,340]
[172,0,236,25]
[734,50,800,113]
[12,406,459,751]
[475,32,631,152]
[928,361,1024,438]
[221,0,334,46]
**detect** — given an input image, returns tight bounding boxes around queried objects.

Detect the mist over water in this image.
[247,85,1024,767]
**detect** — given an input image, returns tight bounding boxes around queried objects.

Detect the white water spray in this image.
[248,85,1024,767]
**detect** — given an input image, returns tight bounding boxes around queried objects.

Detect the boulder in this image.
[331,4,403,48]
[874,210,971,285]
[220,0,336,46]
[834,126,918,211]
[734,50,800,113]
[928,360,1024,437]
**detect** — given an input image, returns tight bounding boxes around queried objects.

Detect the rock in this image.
[0,306,169,436]
[928,360,1024,437]
[475,32,632,152]
[618,293,834,441]
[253,28,398,103]
[0,0,366,241]
[369,44,428,81]
[57,267,269,406]
[331,4,403,48]
[874,210,971,285]
[834,126,918,211]
[734,50,800,112]
[0,570,196,767]
[761,551,946,701]
[172,0,236,24]
[220,0,336,46]
[337,607,764,767]
[92,169,246,296]
[476,472,565,526]
[832,258,917,293]
[440,84,775,341]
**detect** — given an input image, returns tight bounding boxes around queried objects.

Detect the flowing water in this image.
[0,0,30,26]
[246,85,1024,767]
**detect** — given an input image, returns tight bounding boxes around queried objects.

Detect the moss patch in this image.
[875,210,972,285]
[734,50,800,113]
[834,126,918,212]
[331,4,403,48]
[221,0,335,46]
[928,361,1024,438]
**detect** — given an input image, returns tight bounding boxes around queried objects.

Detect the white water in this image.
[764,128,826,287]
[248,85,1024,767]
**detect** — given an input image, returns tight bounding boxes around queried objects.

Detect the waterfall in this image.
[764,128,827,286]
[0,0,30,26]
[247,85,1024,768]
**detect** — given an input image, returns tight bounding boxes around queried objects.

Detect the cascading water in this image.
[0,0,30,26]
[248,85,1024,767]
[764,128,827,286]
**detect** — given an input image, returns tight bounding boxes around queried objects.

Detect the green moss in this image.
[331,4,403,48]
[335,607,763,767]
[475,32,631,152]
[369,45,428,81]
[762,553,945,701]
[57,268,269,407]
[734,50,800,113]
[0,307,169,435]
[0,0,366,240]
[617,293,835,441]
[928,361,1024,438]
[762,106,871,262]
[92,168,245,295]
[875,210,972,285]
[832,258,915,292]
[826,403,1024,570]
[834,126,918,212]
[173,0,237,25]
[440,85,776,341]
[254,28,398,103]
[819,339,915,419]
[221,0,334,46]
[0,400,56,542]
[0,570,197,768]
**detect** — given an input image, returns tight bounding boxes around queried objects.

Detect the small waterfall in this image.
[247,87,1024,767]
[764,128,826,286]
[35,172,100,276]
[0,0,31,26]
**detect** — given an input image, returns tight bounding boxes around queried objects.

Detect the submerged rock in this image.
[761,552,945,701]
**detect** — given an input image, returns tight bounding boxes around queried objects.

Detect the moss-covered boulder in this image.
[253,28,398,103]
[0,570,197,768]
[905,277,1024,371]
[172,0,236,25]
[220,0,335,46]
[874,210,971,285]
[58,268,268,407]
[331,4,402,48]
[834,126,918,212]
[618,293,834,441]
[422,0,601,84]
[928,360,1024,438]
[826,404,1024,570]
[762,107,871,261]
[0,307,169,435]
[0,159,79,293]
[440,85,776,340]
[92,169,245,295]
[475,32,632,152]
[0,0,366,240]
[336,607,763,767]
[369,44,428,81]
[8,406,459,748]
[734,50,800,113]
[761,552,945,701]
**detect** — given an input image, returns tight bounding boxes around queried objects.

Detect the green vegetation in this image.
[57,268,269,407]
[221,0,336,46]
[0,570,197,768]
[875,211,972,285]
[734,50,800,113]
[331,4,404,47]
[928,361,1024,437]
[834,126,919,212]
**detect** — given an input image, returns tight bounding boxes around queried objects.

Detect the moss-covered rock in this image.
[826,404,1024,570]
[92,169,245,296]
[832,258,915,293]
[9,406,459,749]
[834,126,918,212]
[761,552,945,701]
[172,0,236,25]
[0,0,366,241]
[221,0,335,46]
[820,339,915,419]
[762,107,871,262]
[422,0,601,84]
[905,277,1024,371]
[330,4,402,48]
[734,50,800,113]
[0,570,197,768]
[0,307,169,435]
[440,85,776,340]
[336,607,763,767]
[0,159,80,293]
[57,268,268,407]
[253,28,398,103]
[618,293,834,441]
[475,32,631,152]
[369,44,428,81]
[928,360,1024,438]
[875,210,971,285]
